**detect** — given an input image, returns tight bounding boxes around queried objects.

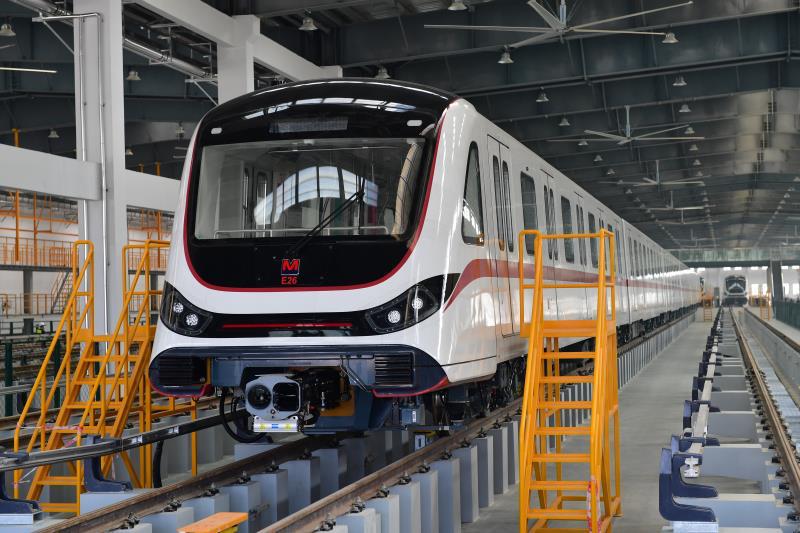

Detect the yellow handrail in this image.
[517,229,620,532]
[13,239,196,512]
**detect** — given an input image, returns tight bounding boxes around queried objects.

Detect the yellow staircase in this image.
[49,270,72,315]
[517,230,622,532]
[702,292,714,322]
[14,240,197,514]
[759,288,771,321]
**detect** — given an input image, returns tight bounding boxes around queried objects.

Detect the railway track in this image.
[23,309,697,532]
[732,310,800,514]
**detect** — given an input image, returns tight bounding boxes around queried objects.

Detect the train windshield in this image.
[193,137,426,240]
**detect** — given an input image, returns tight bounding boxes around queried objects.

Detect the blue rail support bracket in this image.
[659,448,717,528]
[683,400,721,433]
[0,450,41,525]
[668,436,718,497]
[692,377,720,401]
[82,435,132,493]
[674,435,719,452]
[698,361,722,377]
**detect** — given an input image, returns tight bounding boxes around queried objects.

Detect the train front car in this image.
[149,79,494,437]
[723,275,748,307]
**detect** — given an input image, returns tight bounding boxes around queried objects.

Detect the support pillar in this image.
[769,260,783,302]
[73,0,130,334]
[22,270,31,315]
[217,15,259,104]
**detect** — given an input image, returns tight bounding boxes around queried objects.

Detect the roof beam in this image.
[132,0,341,80]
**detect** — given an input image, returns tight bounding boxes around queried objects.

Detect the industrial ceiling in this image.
[1,0,799,260]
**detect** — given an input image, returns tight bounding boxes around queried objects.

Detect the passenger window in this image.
[628,237,633,275]
[492,157,505,251]
[544,185,555,259]
[461,143,484,246]
[520,172,538,254]
[549,187,557,260]
[576,206,587,265]
[606,223,614,273]
[588,213,598,268]
[560,196,574,263]
[502,162,514,253]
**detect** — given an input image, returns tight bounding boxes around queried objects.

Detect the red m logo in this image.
[281,258,300,276]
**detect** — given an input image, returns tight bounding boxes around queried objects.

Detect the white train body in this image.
[150,79,700,432]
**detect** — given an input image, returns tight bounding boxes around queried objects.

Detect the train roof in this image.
[205,77,458,123]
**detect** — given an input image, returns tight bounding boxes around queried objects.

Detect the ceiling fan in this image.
[425,0,693,49]
[552,106,704,146]
[600,161,705,188]
[657,213,720,225]
[648,190,714,212]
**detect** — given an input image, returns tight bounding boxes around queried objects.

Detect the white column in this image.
[74,0,128,334]
[217,15,259,103]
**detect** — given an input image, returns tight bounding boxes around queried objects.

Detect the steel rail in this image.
[0,396,217,451]
[265,399,522,533]
[731,310,800,514]
[0,405,235,474]
[36,435,321,533]
[742,308,800,411]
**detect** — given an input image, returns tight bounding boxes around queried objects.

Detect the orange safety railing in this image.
[518,230,621,533]
[126,245,169,272]
[13,240,196,515]
[0,236,72,268]
[0,293,59,316]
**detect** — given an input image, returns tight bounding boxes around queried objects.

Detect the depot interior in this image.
[1,1,800,532]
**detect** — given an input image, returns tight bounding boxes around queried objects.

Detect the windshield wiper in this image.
[285,188,365,258]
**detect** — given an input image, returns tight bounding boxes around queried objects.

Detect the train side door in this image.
[573,193,591,320]
[542,172,560,321]
[487,136,514,336]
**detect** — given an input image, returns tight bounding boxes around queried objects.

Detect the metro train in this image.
[149,78,700,437]
[723,275,748,306]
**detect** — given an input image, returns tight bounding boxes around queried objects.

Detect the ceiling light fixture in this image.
[0,66,56,74]
[606,168,615,176]
[299,15,318,31]
[688,143,698,151]
[125,147,134,156]
[593,154,603,163]
[47,129,59,139]
[662,31,678,44]
[498,48,513,65]
[448,0,468,10]
[126,69,141,81]
[692,159,701,166]
[374,66,390,79]
[558,116,570,127]
[679,103,691,113]
[578,139,589,147]
[536,90,549,103]
[673,74,687,87]
[684,126,695,135]
[0,23,15,38]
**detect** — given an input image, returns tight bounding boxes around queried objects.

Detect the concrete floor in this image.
[464,312,712,532]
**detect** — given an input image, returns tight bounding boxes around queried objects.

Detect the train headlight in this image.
[160,282,212,336]
[364,278,442,334]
